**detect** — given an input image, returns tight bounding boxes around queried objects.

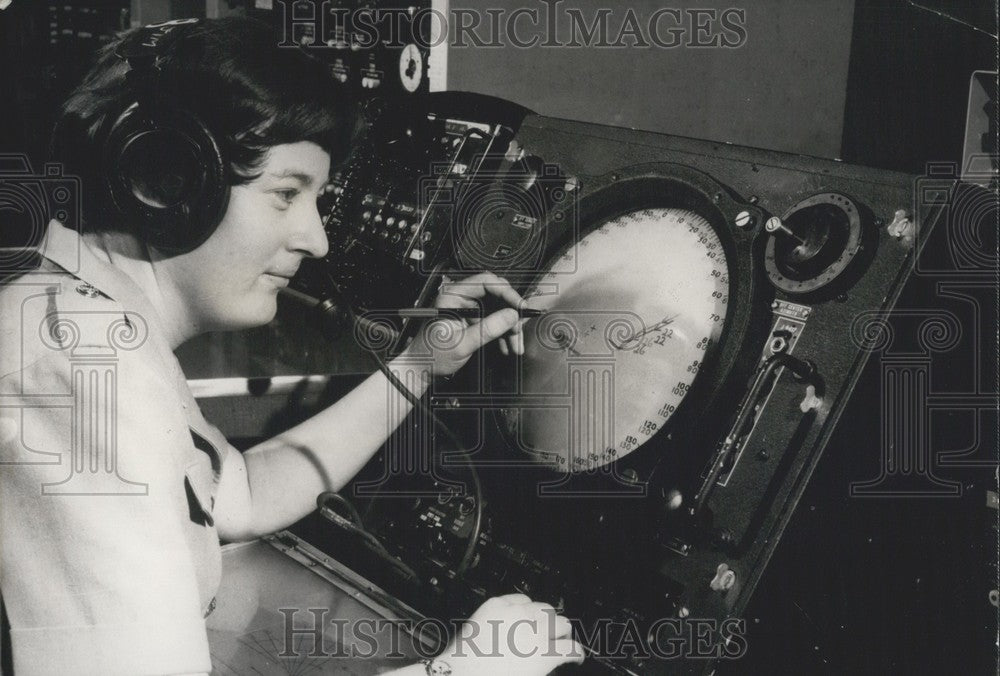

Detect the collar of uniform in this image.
[41,219,132,306]
[40,218,86,281]
[40,219,189,392]
[41,219,172,333]
[43,222,231,446]
[42,221,229,453]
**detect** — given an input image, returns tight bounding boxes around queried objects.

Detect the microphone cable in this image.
[281,285,485,577]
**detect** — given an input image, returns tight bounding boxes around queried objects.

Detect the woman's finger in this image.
[461,309,518,353]
[550,614,574,640]
[441,272,525,309]
[526,601,556,615]
[547,638,587,664]
[512,326,525,355]
[436,285,481,309]
[475,272,527,311]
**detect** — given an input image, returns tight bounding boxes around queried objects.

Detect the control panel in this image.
[293,93,537,335]
[286,95,958,675]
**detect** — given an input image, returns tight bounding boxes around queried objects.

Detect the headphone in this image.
[103,18,229,252]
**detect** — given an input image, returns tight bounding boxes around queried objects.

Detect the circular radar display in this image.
[505,208,729,472]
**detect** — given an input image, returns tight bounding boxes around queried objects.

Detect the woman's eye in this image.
[274,189,299,205]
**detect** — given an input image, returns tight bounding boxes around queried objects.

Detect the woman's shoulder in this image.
[0,261,128,381]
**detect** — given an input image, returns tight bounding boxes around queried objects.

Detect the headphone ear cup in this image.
[104,102,229,252]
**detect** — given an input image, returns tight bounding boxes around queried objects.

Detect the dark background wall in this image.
[842,0,997,174]
[4,1,990,174]
[448,0,855,159]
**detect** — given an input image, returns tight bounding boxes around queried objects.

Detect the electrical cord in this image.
[319,489,364,528]
[312,283,485,577]
[316,491,421,580]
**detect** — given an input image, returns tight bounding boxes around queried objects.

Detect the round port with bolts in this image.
[769,335,789,353]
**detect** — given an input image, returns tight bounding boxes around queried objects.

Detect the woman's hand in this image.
[437,594,586,676]
[402,272,528,378]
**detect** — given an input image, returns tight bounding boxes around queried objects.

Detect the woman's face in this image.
[159,141,331,333]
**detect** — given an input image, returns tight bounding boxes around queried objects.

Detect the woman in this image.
[0,16,582,676]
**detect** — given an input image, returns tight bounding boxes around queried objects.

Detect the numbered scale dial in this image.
[505,207,729,472]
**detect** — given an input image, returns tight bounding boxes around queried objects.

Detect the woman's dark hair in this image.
[51,16,359,232]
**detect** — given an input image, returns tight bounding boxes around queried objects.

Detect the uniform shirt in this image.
[0,220,238,675]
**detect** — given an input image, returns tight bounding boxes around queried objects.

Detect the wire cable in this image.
[316,492,421,580]
[303,283,486,577]
[344,303,485,577]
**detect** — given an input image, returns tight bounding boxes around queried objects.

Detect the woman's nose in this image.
[293,201,330,259]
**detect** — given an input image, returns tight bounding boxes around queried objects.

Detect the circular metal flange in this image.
[764,192,864,295]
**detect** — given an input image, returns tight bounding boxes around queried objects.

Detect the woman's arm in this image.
[212,272,526,541]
